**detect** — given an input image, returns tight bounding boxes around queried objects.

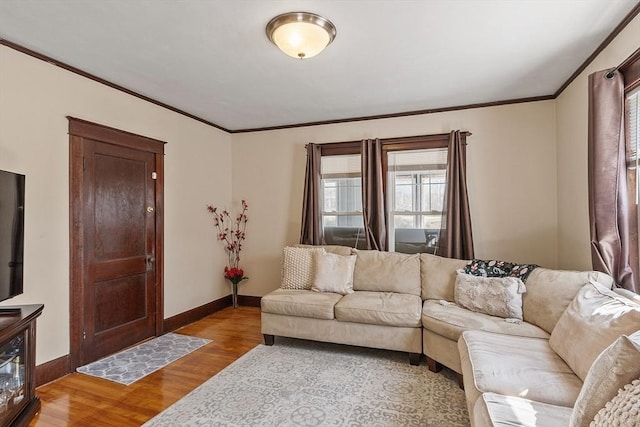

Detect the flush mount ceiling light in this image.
[266,12,336,59]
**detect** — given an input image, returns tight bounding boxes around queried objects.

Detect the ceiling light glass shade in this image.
[266,12,336,59]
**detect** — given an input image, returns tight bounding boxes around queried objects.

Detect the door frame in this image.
[68,117,165,370]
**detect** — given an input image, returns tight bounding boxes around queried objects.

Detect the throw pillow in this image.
[454,270,527,320]
[311,252,357,295]
[464,259,538,282]
[549,280,640,381]
[280,246,325,290]
[570,332,640,427]
[591,379,640,427]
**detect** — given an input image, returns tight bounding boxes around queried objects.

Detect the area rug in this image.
[143,338,469,426]
[76,332,211,385]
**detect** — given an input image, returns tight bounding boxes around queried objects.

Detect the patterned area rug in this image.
[77,332,211,385]
[144,338,469,426]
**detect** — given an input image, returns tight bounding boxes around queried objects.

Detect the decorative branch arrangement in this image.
[206,200,249,286]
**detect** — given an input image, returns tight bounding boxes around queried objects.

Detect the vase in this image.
[231,281,239,308]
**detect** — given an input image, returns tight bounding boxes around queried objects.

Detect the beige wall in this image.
[232,101,558,297]
[0,45,233,365]
[556,14,640,271]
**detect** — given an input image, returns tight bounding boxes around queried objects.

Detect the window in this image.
[388,149,448,253]
[628,86,639,200]
[627,81,640,277]
[316,135,457,253]
[321,154,367,249]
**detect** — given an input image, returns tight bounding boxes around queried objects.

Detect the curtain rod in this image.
[606,45,640,79]
[305,131,472,148]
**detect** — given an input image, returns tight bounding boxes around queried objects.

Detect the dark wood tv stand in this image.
[0,304,43,427]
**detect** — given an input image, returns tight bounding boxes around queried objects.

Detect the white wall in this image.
[0,45,233,365]
[232,101,558,297]
[556,14,640,271]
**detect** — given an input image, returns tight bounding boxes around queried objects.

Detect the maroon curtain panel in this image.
[300,143,324,245]
[437,130,474,260]
[361,139,387,250]
[588,69,638,292]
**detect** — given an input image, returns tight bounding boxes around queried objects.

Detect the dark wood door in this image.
[80,139,157,364]
[69,117,165,370]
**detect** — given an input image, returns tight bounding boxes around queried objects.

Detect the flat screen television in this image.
[0,169,25,304]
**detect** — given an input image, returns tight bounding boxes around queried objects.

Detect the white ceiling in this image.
[0,0,638,132]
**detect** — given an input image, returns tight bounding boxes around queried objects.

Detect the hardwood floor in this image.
[29,306,263,426]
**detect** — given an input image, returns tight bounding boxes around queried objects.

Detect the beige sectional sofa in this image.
[261,245,640,426]
[261,246,423,364]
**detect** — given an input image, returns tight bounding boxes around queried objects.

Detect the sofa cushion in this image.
[454,271,526,320]
[571,332,640,427]
[353,250,421,296]
[474,393,572,427]
[311,252,356,295]
[420,253,468,301]
[334,291,422,327]
[261,289,342,320]
[592,379,640,427]
[458,330,583,408]
[549,281,640,381]
[523,268,614,333]
[281,246,325,290]
[422,300,549,342]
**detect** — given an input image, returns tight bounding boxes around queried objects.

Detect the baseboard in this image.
[36,354,70,387]
[238,295,261,307]
[35,294,246,386]
[162,295,231,332]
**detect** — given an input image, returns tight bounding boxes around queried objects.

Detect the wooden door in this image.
[69,117,165,368]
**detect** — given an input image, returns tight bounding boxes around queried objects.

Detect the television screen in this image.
[0,169,25,303]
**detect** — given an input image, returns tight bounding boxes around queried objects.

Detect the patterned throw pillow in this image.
[311,252,357,295]
[591,379,640,426]
[464,259,538,282]
[281,246,325,290]
[454,270,527,320]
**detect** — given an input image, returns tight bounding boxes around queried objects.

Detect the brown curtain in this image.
[588,69,638,292]
[361,139,387,250]
[300,143,324,245]
[437,130,474,259]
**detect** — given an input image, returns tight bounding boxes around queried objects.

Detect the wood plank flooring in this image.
[29,306,263,426]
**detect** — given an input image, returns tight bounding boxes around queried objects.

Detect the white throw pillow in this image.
[311,252,356,295]
[570,332,640,427]
[454,270,526,320]
[549,280,640,381]
[591,379,640,427]
[280,246,325,290]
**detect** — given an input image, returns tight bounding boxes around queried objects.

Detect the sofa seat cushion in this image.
[458,330,583,408]
[474,392,573,427]
[261,289,342,320]
[334,291,422,327]
[422,299,549,342]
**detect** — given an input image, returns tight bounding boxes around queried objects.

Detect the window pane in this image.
[421,172,446,212]
[394,215,415,228]
[420,215,442,230]
[395,174,414,211]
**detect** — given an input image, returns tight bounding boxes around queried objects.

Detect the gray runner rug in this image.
[144,338,469,426]
[76,332,211,385]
